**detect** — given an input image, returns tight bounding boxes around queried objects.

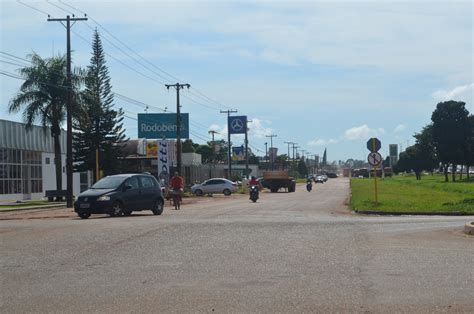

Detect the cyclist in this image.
[169,172,184,209]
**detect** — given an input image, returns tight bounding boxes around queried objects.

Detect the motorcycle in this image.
[306,182,312,192]
[249,185,259,202]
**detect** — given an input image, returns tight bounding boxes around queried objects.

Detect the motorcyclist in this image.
[248,176,261,199]
[306,177,313,191]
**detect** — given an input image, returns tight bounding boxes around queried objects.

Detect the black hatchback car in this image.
[74,174,164,219]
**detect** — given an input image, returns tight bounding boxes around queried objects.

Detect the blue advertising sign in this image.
[228,116,247,134]
[138,113,189,139]
[232,145,245,161]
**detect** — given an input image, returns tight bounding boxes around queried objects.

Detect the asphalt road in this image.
[1,178,473,313]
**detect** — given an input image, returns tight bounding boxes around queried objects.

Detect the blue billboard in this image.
[137,113,189,139]
[228,116,247,134]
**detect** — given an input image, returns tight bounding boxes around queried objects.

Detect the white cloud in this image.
[308,138,338,146]
[344,125,385,140]
[393,124,407,133]
[432,83,474,101]
[248,118,273,139]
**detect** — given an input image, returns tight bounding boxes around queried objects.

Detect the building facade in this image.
[0,119,87,201]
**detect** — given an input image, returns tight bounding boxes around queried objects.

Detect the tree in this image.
[466,115,474,180]
[182,139,196,153]
[275,154,289,169]
[413,124,438,174]
[322,148,327,167]
[394,145,425,179]
[431,101,470,182]
[9,53,83,193]
[298,157,308,177]
[74,30,126,179]
[195,144,213,163]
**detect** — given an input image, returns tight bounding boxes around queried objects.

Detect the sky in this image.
[1,0,473,163]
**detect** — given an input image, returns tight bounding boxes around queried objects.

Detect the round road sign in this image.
[367,152,382,166]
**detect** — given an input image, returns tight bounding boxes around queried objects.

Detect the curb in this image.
[354,210,473,216]
[0,204,66,212]
[464,222,474,235]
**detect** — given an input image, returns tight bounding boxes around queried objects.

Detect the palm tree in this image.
[8,53,83,193]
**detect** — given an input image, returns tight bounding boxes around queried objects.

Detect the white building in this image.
[0,119,88,201]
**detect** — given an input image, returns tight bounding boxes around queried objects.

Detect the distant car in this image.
[327,173,338,178]
[315,176,325,183]
[191,178,238,196]
[74,173,165,219]
[321,175,328,182]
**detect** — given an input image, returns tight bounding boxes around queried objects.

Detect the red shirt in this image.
[249,178,259,186]
[170,176,183,189]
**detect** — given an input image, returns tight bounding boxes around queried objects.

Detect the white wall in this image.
[42,152,81,197]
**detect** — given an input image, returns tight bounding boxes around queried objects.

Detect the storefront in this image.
[0,119,86,201]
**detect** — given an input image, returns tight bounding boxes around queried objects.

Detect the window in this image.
[45,157,50,164]
[126,177,139,189]
[140,176,154,188]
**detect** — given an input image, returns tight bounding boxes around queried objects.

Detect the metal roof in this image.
[0,119,67,153]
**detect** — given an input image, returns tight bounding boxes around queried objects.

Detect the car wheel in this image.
[152,199,164,215]
[77,212,91,219]
[110,201,124,217]
[123,210,132,216]
[270,188,278,193]
[194,189,203,196]
[223,189,231,196]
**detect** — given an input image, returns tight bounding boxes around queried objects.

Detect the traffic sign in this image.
[228,116,247,134]
[367,152,382,166]
[367,137,381,152]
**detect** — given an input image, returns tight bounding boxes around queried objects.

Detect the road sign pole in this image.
[374,166,378,205]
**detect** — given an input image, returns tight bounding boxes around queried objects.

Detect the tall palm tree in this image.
[8,53,83,193]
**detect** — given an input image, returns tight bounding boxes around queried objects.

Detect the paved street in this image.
[1,178,473,313]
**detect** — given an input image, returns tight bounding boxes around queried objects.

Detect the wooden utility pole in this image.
[165,83,190,175]
[220,109,238,179]
[48,15,87,208]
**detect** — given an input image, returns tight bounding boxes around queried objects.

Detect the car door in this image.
[122,176,141,210]
[138,175,156,209]
[203,179,218,193]
[214,179,227,193]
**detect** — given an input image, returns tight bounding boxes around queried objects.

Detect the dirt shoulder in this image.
[0,194,246,220]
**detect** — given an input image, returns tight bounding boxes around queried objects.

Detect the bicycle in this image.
[170,188,182,210]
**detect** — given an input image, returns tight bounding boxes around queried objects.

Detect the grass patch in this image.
[0,200,59,209]
[350,174,474,214]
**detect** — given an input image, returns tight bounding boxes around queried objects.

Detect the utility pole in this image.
[284,141,294,170]
[291,143,298,165]
[245,119,252,179]
[265,142,268,170]
[300,149,306,161]
[208,130,218,178]
[220,109,238,179]
[165,83,190,175]
[266,134,277,171]
[48,14,87,208]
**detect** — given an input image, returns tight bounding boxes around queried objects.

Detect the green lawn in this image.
[0,200,62,209]
[350,174,474,214]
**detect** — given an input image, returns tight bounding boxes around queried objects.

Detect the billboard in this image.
[228,116,247,134]
[138,113,189,139]
[232,145,245,161]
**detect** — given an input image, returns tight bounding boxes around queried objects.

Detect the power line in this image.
[17,0,50,16]
[59,0,234,111]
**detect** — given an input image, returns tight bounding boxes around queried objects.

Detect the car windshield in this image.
[91,176,125,189]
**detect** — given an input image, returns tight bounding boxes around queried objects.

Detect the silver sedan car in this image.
[191,178,238,196]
